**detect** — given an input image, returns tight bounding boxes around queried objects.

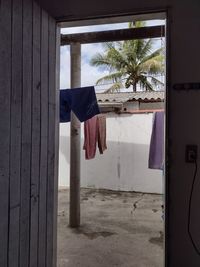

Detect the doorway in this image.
[57,12,167,267]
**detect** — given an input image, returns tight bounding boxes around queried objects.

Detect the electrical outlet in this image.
[185,145,198,163]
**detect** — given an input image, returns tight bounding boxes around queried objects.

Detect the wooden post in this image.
[69,43,81,227]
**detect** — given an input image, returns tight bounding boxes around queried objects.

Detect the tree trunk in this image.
[132,83,137,92]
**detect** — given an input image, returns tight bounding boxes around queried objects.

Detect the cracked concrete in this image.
[132,194,144,212]
[57,188,164,267]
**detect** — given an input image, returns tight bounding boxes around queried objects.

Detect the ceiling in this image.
[36,0,70,20]
[36,0,165,24]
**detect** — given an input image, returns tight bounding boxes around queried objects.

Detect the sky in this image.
[60,20,165,92]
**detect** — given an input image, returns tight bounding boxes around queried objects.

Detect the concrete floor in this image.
[57,188,164,267]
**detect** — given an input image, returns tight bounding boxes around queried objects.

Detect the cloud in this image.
[60,46,70,89]
[60,20,165,35]
[61,22,128,34]
[81,60,109,88]
[60,43,110,90]
[81,43,105,63]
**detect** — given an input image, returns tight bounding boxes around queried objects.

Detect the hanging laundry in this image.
[148,111,164,170]
[97,114,107,154]
[60,89,72,122]
[83,114,107,160]
[70,86,100,122]
[59,86,100,123]
[83,116,98,160]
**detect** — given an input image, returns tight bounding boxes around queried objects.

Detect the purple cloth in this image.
[148,111,164,170]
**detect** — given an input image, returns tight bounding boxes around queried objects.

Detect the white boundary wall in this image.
[59,113,163,194]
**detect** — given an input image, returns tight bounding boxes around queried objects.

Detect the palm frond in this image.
[149,76,164,87]
[139,47,164,65]
[140,55,164,75]
[138,75,154,91]
[104,82,124,93]
[102,42,115,50]
[95,72,124,85]
[129,21,146,28]
[90,53,111,68]
[137,39,153,61]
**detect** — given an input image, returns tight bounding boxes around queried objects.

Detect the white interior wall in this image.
[167,2,200,265]
[59,113,163,194]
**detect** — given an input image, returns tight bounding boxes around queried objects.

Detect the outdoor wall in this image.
[139,102,164,110]
[123,101,139,110]
[59,113,163,194]
[123,101,164,111]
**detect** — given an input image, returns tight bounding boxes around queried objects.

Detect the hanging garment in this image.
[83,116,98,160]
[60,89,71,123]
[83,114,107,160]
[59,86,100,123]
[148,111,164,170]
[70,86,100,122]
[97,114,107,154]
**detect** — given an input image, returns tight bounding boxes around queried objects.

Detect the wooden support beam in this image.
[61,25,165,45]
[69,43,81,228]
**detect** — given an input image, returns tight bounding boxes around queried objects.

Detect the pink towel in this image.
[83,114,107,159]
[83,116,98,159]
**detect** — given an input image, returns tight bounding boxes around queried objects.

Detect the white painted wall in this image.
[59,113,163,194]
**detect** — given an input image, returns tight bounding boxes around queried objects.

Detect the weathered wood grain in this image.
[46,16,57,267]
[0,0,12,266]
[38,8,49,267]
[9,0,23,266]
[0,1,58,266]
[19,0,33,266]
[29,2,41,267]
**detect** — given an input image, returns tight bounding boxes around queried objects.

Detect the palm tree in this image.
[90,21,164,92]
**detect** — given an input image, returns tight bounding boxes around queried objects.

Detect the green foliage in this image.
[90,21,164,92]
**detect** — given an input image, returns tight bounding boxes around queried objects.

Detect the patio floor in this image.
[57,188,164,267]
